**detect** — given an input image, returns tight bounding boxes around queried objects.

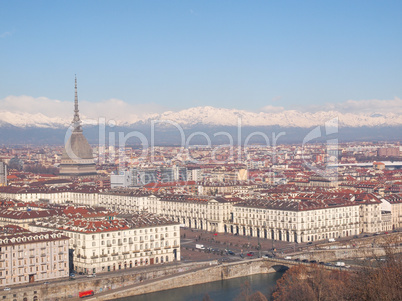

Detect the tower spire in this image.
[72,75,82,132]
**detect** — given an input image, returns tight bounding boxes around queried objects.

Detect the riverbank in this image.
[117,272,285,301]
[84,258,280,301]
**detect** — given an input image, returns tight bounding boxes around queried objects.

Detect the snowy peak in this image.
[140,106,402,128]
[1,106,402,129]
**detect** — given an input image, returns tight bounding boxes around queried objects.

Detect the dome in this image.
[61,131,94,161]
[59,76,96,176]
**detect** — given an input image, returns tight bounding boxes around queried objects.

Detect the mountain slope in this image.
[1,106,402,129]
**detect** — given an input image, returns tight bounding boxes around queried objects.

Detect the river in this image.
[116,272,284,301]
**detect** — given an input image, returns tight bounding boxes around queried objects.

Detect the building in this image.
[378,147,400,157]
[381,194,402,229]
[0,231,69,287]
[59,77,97,176]
[0,208,60,229]
[355,193,383,234]
[230,193,360,243]
[30,213,180,275]
[111,167,188,188]
[0,162,6,186]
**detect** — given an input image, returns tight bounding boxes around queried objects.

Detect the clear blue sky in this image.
[1,0,401,112]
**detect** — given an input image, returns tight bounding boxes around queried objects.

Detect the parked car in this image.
[284,256,292,260]
[319,262,325,265]
[307,242,313,245]
[3,287,10,291]
[310,260,317,264]
[87,274,96,278]
[70,273,75,278]
[294,258,300,262]
[302,259,309,263]
[247,252,254,257]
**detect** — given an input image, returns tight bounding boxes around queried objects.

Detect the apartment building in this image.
[230,193,360,243]
[0,231,69,287]
[30,214,180,275]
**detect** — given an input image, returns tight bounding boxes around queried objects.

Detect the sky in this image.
[1,0,401,120]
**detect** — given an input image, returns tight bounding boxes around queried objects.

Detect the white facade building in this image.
[30,214,180,275]
[0,231,69,287]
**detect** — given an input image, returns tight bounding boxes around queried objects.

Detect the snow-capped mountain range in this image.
[1,106,402,129]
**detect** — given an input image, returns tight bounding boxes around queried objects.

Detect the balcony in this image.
[91,256,99,259]
[111,253,118,256]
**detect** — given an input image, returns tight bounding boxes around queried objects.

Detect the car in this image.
[247,252,254,257]
[364,235,369,237]
[310,260,317,264]
[284,256,292,260]
[324,262,332,266]
[44,282,50,285]
[307,242,313,245]
[319,262,325,265]
[294,258,300,262]
[69,273,75,278]
[302,259,309,263]
[353,235,359,239]
[227,250,235,255]
[3,287,10,291]
[87,274,96,278]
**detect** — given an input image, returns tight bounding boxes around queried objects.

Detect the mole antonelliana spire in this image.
[72,75,82,132]
[59,76,97,176]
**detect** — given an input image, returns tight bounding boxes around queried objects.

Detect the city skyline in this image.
[1,1,401,122]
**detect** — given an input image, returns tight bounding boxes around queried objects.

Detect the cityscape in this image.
[1,1,401,301]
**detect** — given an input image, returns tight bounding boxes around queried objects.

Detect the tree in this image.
[272,265,317,301]
[272,237,402,301]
